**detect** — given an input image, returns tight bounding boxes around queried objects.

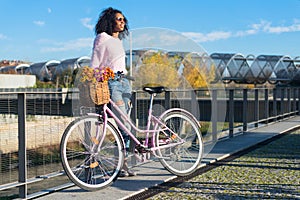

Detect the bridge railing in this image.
[0,87,299,198]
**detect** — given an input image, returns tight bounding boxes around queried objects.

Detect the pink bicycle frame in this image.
[92,98,185,153]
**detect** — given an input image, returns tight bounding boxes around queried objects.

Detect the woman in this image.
[90,7,136,177]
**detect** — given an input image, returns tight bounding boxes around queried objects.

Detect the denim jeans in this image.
[108,77,132,149]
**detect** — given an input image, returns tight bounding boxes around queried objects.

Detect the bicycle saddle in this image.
[143,86,165,94]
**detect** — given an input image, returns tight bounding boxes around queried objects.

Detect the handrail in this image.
[0,87,299,199]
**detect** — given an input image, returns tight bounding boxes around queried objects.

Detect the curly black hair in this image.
[95,7,129,40]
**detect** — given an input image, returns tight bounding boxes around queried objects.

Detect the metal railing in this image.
[0,87,299,199]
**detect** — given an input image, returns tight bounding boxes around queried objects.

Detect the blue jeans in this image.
[108,77,132,149]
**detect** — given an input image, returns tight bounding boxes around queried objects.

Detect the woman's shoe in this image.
[127,169,137,176]
[118,169,137,177]
[119,170,129,177]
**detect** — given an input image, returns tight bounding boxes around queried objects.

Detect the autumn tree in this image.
[181,54,216,89]
[133,51,182,89]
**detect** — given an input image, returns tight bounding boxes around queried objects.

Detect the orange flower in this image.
[80,66,114,83]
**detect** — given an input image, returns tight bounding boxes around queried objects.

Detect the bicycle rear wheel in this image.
[155,109,203,176]
[60,116,124,191]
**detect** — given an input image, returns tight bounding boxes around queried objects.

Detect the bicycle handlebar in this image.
[116,71,135,81]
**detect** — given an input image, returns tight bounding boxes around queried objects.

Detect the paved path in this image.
[37,116,300,200]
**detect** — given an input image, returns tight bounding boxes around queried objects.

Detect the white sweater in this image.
[90,32,127,74]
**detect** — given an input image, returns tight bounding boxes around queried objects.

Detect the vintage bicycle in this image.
[60,85,203,191]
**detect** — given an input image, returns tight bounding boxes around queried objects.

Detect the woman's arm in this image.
[90,34,106,70]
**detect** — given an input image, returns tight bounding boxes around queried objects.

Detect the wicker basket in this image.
[89,81,110,105]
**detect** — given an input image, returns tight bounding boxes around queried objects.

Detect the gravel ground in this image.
[149,130,300,200]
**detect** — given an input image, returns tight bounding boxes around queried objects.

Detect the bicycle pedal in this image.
[136,145,150,153]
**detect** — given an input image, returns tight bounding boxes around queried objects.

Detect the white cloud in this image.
[206,31,232,41]
[80,18,93,30]
[263,21,300,33]
[127,28,206,52]
[47,8,52,13]
[0,33,8,40]
[235,29,258,37]
[234,22,264,37]
[41,37,93,52]
[33,20,45,26]
[133,33,156,44]
[183,20,300,43]
[159,33,187,45]
[182,31,232,42]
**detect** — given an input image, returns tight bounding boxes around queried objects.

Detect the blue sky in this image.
[1,0,300,62]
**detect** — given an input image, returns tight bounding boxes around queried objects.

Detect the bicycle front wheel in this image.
[60,116,124,191]
[155,109,203,176]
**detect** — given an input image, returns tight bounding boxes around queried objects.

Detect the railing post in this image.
[212,89,218,141]
[190,90,199,120]
[264,88,269,124]
[165,90,171,110]
[130,91,137,125]
[293,88,297,115]
[287,88,291,115]
[273,88,277,119]
[229,89,234,138]
[243,89,248,132]
[254,89,259,127]
[18,93,27,199]
[298,88,300,115]
[280,88,285,118]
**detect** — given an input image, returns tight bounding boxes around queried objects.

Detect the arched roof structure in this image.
[55,56,90,74]
[17,52,300,86]
[212,53,300,85]
[26,60,60,81]
[272,55,296,84]
[59,56,90,70]
[210,53,241,83]
[124,50,300,86]
[0,63,30,74]
[15,63,30,74]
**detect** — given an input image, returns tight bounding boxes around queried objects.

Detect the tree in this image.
[133,51,181,89]
[181,54,216,89]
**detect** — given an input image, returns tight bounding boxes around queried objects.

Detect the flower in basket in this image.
[78,66,113,105]
[80,66,114,83]
[94,67,115,82]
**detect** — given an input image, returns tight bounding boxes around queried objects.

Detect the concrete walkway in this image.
[37,116,300,200]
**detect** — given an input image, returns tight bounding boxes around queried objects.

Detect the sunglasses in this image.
[115,17,125,22]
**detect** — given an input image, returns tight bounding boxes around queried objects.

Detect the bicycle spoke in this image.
[61,116,124,190]
[156,110,203,176]
[66,148,89,159]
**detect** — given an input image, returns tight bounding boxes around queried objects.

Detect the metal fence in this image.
[0,87,299,199]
